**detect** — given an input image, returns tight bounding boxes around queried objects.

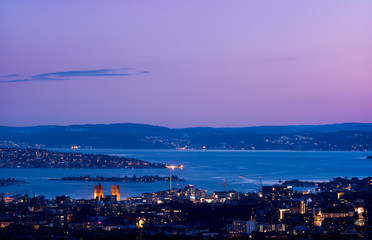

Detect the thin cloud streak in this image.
[1,79,30,83]
[1,74,21,78]
[0,68,150,83]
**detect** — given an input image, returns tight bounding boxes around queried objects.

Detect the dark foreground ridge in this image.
[0,147,166,168]
[0,176,371,239]
[50,175,185,183]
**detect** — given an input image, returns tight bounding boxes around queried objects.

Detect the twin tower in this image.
[94,183,120,201]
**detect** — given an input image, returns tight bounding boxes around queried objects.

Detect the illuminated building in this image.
[179,185,207,200]
[279,209,290,220]
[212,190,238,203]
[94,183,104,201]
[291,199,306,214]
[111,185,120,201]
[260,186,293,201]
[337,192,344,199]
[232,220,256,234]
[355,207,365,226]
[258,224,285,232]
[321,208,354,218]
[165,165,184,170]
[314,209,324,226]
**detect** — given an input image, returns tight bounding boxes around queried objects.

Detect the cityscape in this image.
[0,175,370,239]
[0,147,371,239]
[0,0,371,239]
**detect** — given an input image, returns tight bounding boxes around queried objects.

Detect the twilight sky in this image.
[0,1,371,128]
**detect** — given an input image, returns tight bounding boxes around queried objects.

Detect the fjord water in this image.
[0,149,371,200]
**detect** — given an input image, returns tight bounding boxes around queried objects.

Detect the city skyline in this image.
[1,1,371,128]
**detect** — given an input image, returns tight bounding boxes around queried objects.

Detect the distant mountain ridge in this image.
[1,122,372,134]
[0,123,371,150]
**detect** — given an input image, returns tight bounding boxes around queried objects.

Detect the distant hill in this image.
[0,123,371,151]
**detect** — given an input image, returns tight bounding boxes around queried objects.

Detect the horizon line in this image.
[0,121,371,129]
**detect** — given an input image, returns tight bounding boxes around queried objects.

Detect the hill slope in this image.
[0,123,371,150]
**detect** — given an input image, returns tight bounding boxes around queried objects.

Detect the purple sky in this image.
[0,1,371,128]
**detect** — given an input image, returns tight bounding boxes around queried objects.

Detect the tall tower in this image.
[111,185,120,201]
[94,183,104,201]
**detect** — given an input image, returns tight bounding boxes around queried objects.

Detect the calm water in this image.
[0,149,371,199]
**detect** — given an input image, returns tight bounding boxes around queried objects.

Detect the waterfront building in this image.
[94,183,104,201]
[111,185,120,201]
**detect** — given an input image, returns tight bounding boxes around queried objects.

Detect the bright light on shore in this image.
[166,165,184,170]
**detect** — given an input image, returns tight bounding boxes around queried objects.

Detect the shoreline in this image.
[50,148,372,153]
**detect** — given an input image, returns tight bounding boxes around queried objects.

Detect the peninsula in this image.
[49,175,185,183]
[0,178,28,187]
[0,148,166,168]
